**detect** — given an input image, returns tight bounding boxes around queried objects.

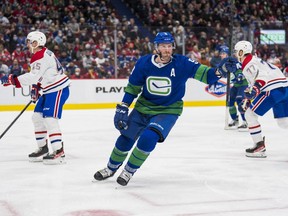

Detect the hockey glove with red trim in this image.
[244,82,261,100]
[31,83,41,103]
[1,74,21,88]
[239,99,251,112]
[114,103,129,130]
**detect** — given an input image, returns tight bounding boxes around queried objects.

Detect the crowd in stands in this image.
[0,0,288,80]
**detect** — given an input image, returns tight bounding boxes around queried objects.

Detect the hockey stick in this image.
[224,0,234,130]
[0,100,33,140]
[241,69,259,111]
[224,71,231,130]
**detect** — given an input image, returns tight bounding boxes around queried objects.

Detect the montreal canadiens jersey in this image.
[124,54,219,115]
[17,47,71,94]
[242,54,288,91]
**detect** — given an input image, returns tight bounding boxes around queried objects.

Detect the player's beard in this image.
[160,50,172,63]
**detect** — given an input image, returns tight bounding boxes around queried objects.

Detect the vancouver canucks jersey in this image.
[124,54,219,115]
[231,62,248,87]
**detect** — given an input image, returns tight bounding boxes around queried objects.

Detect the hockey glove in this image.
[239,99,251,112]
[31,84,41,103]
[244,82,261,100]
[114,103,129,130]
[1,74,21,88]
[217,57,238,78]
[236,73,244,84]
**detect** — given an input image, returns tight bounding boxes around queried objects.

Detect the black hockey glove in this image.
[217,57,238,78]
[114,103,129,130]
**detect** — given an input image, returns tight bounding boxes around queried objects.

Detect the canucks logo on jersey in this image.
[146,76,172,96]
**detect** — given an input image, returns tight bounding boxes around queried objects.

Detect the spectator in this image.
[82,50,94,69]
[79,17,90,34]
[187,45,201,62]
[141,37,153,55]
[8,59,23,76]
[0,11,9,26]
[67,17,80,36]
[198,52,211,67]
[11,44,26,65]
[58,51,72,67]
[95,51,106,67]
[0,43,11,63]
[0,58,9,76]
[70,67,85,79]
[102,59,115,78]
[210,50,222,67]
[65,61,79,77]
[85,67,98,79]
[102,29,113,45]
[118,49,132,69]
[22,62,30,74]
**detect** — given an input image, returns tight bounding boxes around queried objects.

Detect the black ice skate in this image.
[116,169,133,186]
[94,167,116,181]
[227,117,239,130]
[246,137,266,158]
[28,144,49,162]
[238,121,248,132]
[43,146,65,165]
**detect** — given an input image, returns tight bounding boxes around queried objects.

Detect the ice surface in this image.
[0,107,288,216]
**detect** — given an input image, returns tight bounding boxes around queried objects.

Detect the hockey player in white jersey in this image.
[229,40,288,158]
[1,31,71,164]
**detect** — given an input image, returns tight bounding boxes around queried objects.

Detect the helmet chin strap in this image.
[238,55,244,63]
[29,41,40,54]
[156,49,164,61]
[156,47,171,63]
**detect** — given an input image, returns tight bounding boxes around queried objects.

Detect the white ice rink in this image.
[1,106,288,216]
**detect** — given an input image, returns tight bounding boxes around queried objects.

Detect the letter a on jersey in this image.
[170,68,175,77]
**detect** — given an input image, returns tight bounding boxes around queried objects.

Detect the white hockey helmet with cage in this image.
[234,40,252,62]
[26,31,46,47]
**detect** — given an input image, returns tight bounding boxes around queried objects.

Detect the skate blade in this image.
[29,158,44,162]
[246,152,267,158]
[238,128,248,132]
[43,157,66,165]
[224,126,238,130]
[29,153,48,162]
[224,125,239,130]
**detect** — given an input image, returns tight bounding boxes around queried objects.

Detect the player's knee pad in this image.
[244,108,259,125]
[276,117,288,129]
[137,129,160,153]
[115,135,135,152]
[43,117,60,133]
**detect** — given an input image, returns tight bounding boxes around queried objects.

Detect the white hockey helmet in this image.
[26,31,46,47]
[234,40,252,62]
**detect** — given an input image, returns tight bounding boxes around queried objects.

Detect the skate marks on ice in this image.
[0,108,288,216]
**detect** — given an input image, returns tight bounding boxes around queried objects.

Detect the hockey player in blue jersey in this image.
[219,46,249,131]
[93,32,230,186]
